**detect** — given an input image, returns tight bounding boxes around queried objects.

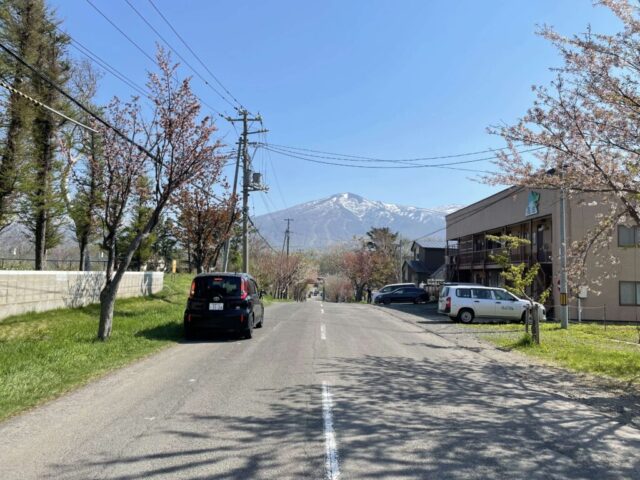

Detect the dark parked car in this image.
[184,273,265,339]
[375,286,429,305]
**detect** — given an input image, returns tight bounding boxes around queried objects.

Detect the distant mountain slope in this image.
[254,192,461,250]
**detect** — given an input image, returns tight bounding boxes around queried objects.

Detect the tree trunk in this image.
[98,281,117,340]
[33,109,54,270]
[532,304,541,345]
[34,210,47,270]
[78,234,88,271]
[97,201,165,340]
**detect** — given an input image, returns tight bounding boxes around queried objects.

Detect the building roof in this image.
[412,239,446,249]
[403,260,430,274]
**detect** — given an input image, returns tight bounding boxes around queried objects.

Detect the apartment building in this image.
[445,186,640,322]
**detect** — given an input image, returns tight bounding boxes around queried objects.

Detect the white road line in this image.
[321,308,325,314]
[321,323,326,340]
[322,381,340,480]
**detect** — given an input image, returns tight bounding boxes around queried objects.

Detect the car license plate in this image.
[209,303,224,311]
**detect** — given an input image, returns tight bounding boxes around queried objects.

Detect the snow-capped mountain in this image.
[254,192,462,250]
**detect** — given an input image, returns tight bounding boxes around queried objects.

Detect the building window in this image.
[619,281,640,305]
[618,225,639,247]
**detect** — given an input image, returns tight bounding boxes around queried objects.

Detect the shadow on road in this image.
[50,349,640,479]
[136,323,243,344]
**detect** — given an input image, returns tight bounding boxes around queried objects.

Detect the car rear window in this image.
[193,276,241,298]
[440,287,449,297]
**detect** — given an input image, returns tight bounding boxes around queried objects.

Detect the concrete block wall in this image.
[0,271,164,321]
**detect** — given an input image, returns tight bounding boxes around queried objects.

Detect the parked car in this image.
[372,282,416,302]
[183,273,265,339]
[375,286,429,305]
[438,285,546,323]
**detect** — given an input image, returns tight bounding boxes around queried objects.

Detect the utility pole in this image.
[283,218,293,257]
[559,172,569,329]
[398,238,403,282]
[223,109,267,274]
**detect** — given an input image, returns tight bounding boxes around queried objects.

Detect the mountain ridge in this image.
[254,192,461,250]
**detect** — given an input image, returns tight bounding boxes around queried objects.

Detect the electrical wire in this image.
[122,0,237,112]
[264,141,542,163]
[412,186,527,242]
[84,0,225,118]
[248,215,278,252]
[0,76,97,132]
[262,145,499,172]
[147,0,245,111]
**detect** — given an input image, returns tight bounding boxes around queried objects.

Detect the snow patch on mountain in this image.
[254,193,464,250]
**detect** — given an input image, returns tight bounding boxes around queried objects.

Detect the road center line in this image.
[321,323,326,340]
[321,308,325,314]
[322,381,340,480]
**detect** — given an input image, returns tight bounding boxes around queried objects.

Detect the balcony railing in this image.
[454,248,552,266]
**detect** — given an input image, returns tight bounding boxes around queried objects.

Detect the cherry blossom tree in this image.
[489,0,640,288]
[95,49,221,340]
[173,177,237,274]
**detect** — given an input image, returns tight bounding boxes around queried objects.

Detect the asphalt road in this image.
[1,300,639,479]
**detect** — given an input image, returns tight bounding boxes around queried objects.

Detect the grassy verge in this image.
[463,322,640,383]
[0,274,192,422]
[261,295,294,307]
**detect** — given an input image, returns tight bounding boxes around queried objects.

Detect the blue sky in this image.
[50,0,621,216]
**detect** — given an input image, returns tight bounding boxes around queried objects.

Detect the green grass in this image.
[261,295,294,307]
[463,322,640,383]
[0,274,192,422]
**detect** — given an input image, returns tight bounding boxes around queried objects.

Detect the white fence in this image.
[0,271,164,321]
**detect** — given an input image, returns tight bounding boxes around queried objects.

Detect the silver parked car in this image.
[438,285,546,323]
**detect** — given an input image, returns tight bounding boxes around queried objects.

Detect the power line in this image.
[122,0,237,111]
[262,145,499,172]
[84,0,225,118]
[85,0,156,64]
[264,141,542,163]
[411,186,527,242]
[63,31,150,99]
[248,215,278,253]
[0,76,97,132]
[0,42,157,159]
[146,0,245,110]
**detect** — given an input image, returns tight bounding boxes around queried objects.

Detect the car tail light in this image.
[186,314,192,322]
[240,314,245,322]
[189,280,196,298]
[445,297,451,311]
[240,279,248,300]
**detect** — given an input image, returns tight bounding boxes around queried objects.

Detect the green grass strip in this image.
[463,322,640,383]
[0,274,192,422]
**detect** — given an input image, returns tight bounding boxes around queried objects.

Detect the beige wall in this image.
[0,271,164,322]
[447,187,640,322]
[447,187,560,240]
[566,193,640,322]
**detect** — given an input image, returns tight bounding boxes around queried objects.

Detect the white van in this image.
[438,285,546,323]
[372,283,416,302]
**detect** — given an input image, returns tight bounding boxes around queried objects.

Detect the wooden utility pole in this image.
[223,110,266,274]
[283,218,293,257]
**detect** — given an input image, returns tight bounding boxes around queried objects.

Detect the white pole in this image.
[559,178,569,329]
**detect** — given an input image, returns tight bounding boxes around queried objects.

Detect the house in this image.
[402,240,445,285]
[445,186,640,323]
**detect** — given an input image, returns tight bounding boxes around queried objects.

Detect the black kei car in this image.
[184,273,265,340]
[375,286,429,305]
